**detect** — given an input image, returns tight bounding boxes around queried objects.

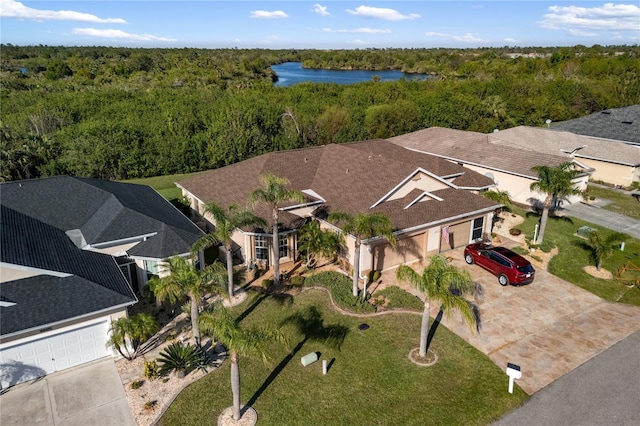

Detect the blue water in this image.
[272,62,431,87]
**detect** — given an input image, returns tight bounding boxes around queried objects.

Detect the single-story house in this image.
[551,105,640,147]
[388,127,592,206]
[0,176,203,387]
[177,139,501,276]
[489,126,640,187]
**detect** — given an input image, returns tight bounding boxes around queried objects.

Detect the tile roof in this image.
[489,126,640,166]
[388,127,573,179]
[178,140,499,233]
[551,105,640,145]
[1,205,136,336]
[0,176,203,259]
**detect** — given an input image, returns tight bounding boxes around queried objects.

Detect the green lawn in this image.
[158,290,528,425]
[123,172,204,201]
[587,185,640,220]
[508,206,640,306]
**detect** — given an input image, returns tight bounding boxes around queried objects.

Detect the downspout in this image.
[359,243,369,296]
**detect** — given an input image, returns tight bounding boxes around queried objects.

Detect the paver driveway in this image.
[384,245,640,395]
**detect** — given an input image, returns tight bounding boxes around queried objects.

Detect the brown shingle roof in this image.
[388,127,575,178]
[178,140,499,232]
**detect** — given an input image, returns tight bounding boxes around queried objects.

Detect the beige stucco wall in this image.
[577,158,635,187]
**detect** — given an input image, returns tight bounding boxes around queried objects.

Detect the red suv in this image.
[464,243,535,286]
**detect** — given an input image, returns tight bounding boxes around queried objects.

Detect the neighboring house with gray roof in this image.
[178,139,500,278]
[388,127,592,207]
[0,176,203,388]
[490,126,640,187]
[551,105,640,146]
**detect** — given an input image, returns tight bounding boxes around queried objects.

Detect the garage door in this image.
[0,319,111,386]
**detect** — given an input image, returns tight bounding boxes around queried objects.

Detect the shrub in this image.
[510,246,529,256]
[305,271,375,313]
[539,239,555,253]
[289,275,305,287]
[374,287,423,310]
[531,255,542,262]
[144,400,158,411]
[261,279,274,289]
[157,342,208,377]
[144,360,160,380]
[130,379,144,389]
[368,270,381,283]
[509,228,522,236]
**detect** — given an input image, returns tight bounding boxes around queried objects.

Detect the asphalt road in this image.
[559,196,640,240]
[493,330,640,426]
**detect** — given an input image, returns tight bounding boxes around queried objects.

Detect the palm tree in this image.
[192,202,266,298]
[328,211,396,297]
[107,313,158,360]
[297,220,343,268]
[199,307,287,421]
[587,230,629,271]
[396,255,479,358]
[530,162,584,245]
[249,173,305,286]
[148,256,227,346]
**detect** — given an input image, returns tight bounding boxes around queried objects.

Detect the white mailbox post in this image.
[506,363,522,394]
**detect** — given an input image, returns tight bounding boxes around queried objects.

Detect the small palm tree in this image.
[149,256,227,346]
[192,202,267,298]
[297,220,343,268]
[587,230,629,271]
[328,211,396,297]
[396,256,479,358]
[199,307,288,421]
[249,173,305,286]
[157,341,207,378]
[530,162,583,244]
[108,313,158,360]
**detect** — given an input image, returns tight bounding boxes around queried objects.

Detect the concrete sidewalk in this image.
[381,246,640,395]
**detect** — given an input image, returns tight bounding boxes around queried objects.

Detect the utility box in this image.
[301,352,319,366]
[577,226,596,239]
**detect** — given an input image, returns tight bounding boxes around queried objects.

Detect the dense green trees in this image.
[1,45,638,182]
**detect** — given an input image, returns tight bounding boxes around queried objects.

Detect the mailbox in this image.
[506,362,521,393]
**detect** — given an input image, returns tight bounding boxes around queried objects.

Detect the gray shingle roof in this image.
[1,205,136,336]
[178,140,498,232]
[489,126,640,166]
[0,176,203,258]
[551,105,640,145]
[388,127,574,178]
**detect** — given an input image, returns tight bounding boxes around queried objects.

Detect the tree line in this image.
[1,44,638,181]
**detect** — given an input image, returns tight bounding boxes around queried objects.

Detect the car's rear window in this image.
[517,264,535,273]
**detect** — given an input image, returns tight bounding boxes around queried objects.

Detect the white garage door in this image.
[0,319,111,386]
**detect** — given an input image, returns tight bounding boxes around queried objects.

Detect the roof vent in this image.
[622,120,633,124]
[346,168,349,174]
[304,157,307,162]
[601,111,611,114]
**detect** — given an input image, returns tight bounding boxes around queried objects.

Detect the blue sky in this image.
[1,1,638,48]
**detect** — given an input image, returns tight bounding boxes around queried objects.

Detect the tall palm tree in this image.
[199,307,287,421]
[148,256,227,346]
[107,313,158,360]
[249,173,305,286]
[192,202,266,298]
[396,255,479,358]
[328,211,396,297]
[297,220,343,268]
[530,162,584,244]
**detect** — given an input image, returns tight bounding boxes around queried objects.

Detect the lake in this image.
[271,62,432,87]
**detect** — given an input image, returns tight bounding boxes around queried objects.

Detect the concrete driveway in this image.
[385,245,640,395]
[0,358,135,426]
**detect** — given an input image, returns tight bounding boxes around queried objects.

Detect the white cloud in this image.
[504,38,518,44]
[0,0,125,23]
[425,31,451,37]
[323,27,390,34]
[453,33,486,43]
[345,5,420,21]
[311,3,330,16]
[250,10,288,19]
[72,28,176,42]
[568,29,598,37]
[539,3,640,32]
